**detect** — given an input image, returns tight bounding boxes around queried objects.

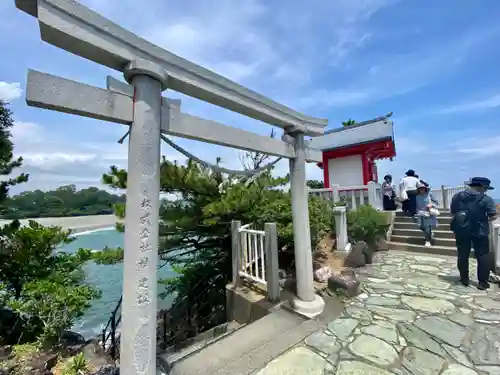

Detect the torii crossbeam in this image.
[15,1,329,374]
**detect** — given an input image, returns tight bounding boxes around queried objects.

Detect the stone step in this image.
[395,215,452,224]
[392,228,455,239]
[161,308,322,375]
[391,235,455,248]
[388,241,462,257]
[159,320,244,369]
[393,221,453,231]
[395,210,451,217]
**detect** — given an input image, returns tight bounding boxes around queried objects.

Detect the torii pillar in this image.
[120,60,167,375]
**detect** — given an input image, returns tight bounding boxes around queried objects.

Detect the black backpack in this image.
[450,194,485,234]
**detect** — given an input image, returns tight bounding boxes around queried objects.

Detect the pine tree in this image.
[0,99,28,210]
[96,149,333,341]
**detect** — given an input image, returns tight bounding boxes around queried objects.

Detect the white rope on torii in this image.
[117,130,283,179]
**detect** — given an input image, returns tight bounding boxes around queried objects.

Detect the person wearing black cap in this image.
[400,169,419,216]
[450,177,497,290]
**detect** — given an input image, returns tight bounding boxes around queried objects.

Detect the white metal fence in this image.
[309,182,383,211]
[429,185,467,210]
[310,183,470,211]
[231,221,280,302]
[490,222,500,272]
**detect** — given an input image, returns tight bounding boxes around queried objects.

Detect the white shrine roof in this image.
[307,118,394,152]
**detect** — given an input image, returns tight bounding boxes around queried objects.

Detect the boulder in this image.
[91,365,119,375]
[313,266,332,283]
[81,340,114,370]
[343,242,368,268]
[327,269,361,297]
[375,237,389,252]
[0,345,12,361]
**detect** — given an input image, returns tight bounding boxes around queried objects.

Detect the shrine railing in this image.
[231,221,280,302]
[100,259,230,358]
[309,182,383,211]
[100,296,122,359]
[311,183,469,211]
[429,185,467,210]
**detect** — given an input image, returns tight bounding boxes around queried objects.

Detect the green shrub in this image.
[347,205,389,245]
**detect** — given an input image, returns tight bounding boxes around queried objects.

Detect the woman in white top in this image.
[400,169,420,216]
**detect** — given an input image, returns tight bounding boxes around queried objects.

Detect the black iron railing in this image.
[100,295,122,359]
[100,258,229,359]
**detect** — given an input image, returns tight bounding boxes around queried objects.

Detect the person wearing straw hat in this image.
[450,177,497,290]
[415,180,439,248]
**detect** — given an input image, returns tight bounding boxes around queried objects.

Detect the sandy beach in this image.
[0,214,120,234]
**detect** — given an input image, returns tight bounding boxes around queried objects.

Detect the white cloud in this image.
[435,94,500,115]
[0,82,22,101]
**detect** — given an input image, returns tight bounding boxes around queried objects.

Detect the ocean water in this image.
[64,228,177,339]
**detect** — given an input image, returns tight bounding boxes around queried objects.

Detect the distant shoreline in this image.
[0,214,120,234]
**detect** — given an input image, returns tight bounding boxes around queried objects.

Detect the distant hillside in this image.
[1,184,125,220]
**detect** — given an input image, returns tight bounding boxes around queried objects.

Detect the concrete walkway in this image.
[254,251,500,375]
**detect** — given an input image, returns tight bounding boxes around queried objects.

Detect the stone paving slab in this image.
[254,251,500,375]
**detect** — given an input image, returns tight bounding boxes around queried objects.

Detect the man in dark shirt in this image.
[450,177,497,290]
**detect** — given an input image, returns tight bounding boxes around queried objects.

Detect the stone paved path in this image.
[255,251,500,375]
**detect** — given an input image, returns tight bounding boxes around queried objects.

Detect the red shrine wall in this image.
[321,139,394,188]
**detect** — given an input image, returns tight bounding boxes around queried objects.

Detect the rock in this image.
[343,242,368,268]
[405,276,450,290]
[254,346,326,375]
[401,346,446,375]
[348,334,398,366]
[447,312,475,327]
[91,365,119,375]
[397,323,446,357]
[0,345,12,361]
[60,331,86,346]
[81,340,115,370]
[375,238,389,252]
[366,306,416,322]
[336,361,393,375]
[364,296,400,307]
[464,324,500,366]
[473,310,500,322]
[304,332,341,355]
[26,353,59,371]
[476,366,500,375]
[442,344,473,368]
[441,364,477,375]
[473,297,500,310]
[414,316,468,348]
[314,266,332,283]
[345,306,372,325]
[401,295,455,314]
[409,264,440,273]
[362,321,398,344]
[327,318,358,341]
[327,269,360,297]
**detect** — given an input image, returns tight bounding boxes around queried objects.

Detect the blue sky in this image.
[1,0,500,196]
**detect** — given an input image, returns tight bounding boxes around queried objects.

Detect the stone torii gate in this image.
[15,0,329,373]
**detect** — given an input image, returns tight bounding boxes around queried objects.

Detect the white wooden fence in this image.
[230,221,280,302]
[309,182,383,211]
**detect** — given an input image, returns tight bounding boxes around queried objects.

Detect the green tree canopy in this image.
[94,152,334,332]
[342,119,356,127]
[0,100,100,348]
[2,185,126,219]
[0,99,28,210]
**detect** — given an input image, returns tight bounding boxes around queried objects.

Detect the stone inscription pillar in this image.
[289,132,325,318]
[120,60,168,375]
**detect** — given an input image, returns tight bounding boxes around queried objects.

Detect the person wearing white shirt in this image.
[400,169,420,216]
